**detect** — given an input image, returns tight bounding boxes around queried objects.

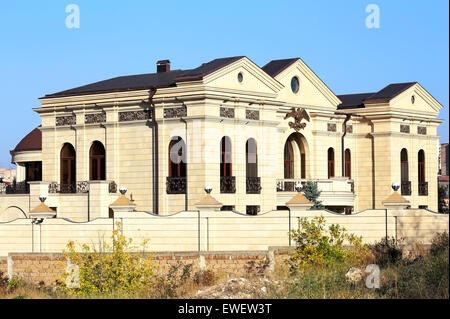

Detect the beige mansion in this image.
[0,56,444,220]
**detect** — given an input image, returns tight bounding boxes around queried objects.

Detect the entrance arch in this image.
[283,132,309,179]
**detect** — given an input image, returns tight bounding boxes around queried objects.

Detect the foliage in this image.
[368,237,403,268]
[430,231,449,256]
[438,185,448,213]
[302,181,324,210]
[288,216,369,272]
[380,235,449,299]
[61,222,157,297]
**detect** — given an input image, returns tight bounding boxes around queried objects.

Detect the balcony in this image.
[0,181,30,194]
[166,177,187,194]
[220,176,236,194]
[401,181,411,196]
[48,182,90,194]
[246,177,262,194]
[418,182,428,196]
[276,178,355,207]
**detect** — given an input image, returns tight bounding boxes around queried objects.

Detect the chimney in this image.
[157,59,171,73]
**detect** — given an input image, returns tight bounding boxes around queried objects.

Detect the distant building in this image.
[0,168,16,184]
[440,143,449,176]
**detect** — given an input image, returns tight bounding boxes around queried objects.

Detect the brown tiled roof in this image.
[44,56,245,98]
[337,82,417,109]
[261,58,299,77]
[13,127,42,152]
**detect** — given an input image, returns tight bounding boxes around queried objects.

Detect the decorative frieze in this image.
[417,126,427,135]
[327,123,336,132]
[220,107,235,118]
[118,111,150,122]
[345,125,353,133]
[56,115,76,126]
[85,113,106,124]
[400,125,410,133]
[164,105,187,119]
[246,110,260,121]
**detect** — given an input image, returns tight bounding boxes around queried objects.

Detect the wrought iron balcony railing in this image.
[48,181,90,194]
[220,176,236,194]
[418,182,428,196]
[401,181,411,196]
[246,177,262,194]
[0,181,30,194]
[166,177,187,194]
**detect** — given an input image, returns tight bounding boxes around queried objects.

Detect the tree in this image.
[303,181,324,210]
[438,185,448,213]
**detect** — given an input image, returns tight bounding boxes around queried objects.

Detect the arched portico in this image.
[283,132,309,179]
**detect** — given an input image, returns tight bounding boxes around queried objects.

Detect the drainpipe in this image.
[341,114,351,177]
[366,120,376,209]
[148,88,159,215]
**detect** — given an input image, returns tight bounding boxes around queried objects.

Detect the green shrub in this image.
[430,232,449,256]
[61,222,157,297]
[288,216,369,272]
[368,237,403,267]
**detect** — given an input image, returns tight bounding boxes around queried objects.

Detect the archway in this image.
[283,132,309,179]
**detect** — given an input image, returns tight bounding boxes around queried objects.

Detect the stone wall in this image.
[5,249,294,286]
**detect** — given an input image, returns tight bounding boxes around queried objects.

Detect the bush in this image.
[368,237,403,267]
[61,222,157,297]
[430,232,449,256]
[288,216,369,272]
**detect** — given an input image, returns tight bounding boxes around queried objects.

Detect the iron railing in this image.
[418,182,428,196]
[166,177,187,194]
[0,181,30,194]
[48,181,90,194]
[246,177,261,194]
[401,181,412,196]
[220,176,236,193]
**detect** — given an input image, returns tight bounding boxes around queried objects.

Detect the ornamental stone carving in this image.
[284,107,310,131]
[400,125,410,133]
[220,107,235,118]
[118,111,150,122]
[417,126,427,135]
[327,123,337,132]
[164,106,187,118]
[85,113,106,124]
[56,115,76,126]
[246,110,260,120]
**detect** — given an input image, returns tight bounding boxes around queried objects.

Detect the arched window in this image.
[246,138,258,178]
[418,150,425,183]
[400,149,409,182]
[60,143,76,188]
[168,137,186,178]
[284,139,294,179]
[344,149,351,178]
[328,148,335,178]
[89,141,106,181]
[220,137,232,177]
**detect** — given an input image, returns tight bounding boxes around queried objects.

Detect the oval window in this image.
[238,72,243,83]
[291,77,299,94]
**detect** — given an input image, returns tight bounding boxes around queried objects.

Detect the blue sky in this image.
[0,0,448,168]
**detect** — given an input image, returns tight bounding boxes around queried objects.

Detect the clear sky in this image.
[0,0,448,168]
